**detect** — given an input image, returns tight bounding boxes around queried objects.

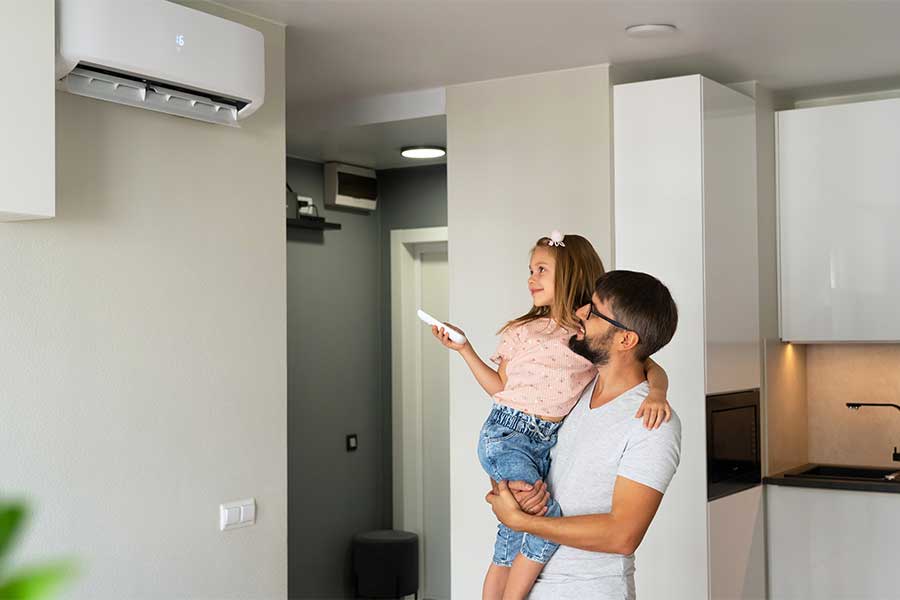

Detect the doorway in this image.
[391,227,450,600]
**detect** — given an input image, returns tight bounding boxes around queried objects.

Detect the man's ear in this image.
[619,330,640,353]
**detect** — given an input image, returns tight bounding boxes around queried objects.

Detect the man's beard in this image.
[569,328,616,366]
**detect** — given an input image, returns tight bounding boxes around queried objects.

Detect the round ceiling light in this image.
[401,146,446,159]
[625,24,678,38]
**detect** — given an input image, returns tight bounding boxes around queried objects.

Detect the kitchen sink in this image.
[785,464,900,482]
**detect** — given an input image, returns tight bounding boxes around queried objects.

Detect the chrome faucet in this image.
[846,403,900,462]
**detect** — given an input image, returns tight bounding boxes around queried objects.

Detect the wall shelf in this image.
[286,216,341,231]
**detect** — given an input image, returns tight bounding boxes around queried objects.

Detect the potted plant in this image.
[0,501,75,599]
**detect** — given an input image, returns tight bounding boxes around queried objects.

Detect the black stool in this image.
[352,529,419,599]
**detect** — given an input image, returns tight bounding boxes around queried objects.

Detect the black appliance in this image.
[707,389,761,501]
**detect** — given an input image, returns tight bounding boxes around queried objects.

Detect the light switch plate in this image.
[241,501,256,523]
[224,506,240,526]
[220,498,256,531]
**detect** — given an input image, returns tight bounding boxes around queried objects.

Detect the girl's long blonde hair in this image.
[500,234,606,334]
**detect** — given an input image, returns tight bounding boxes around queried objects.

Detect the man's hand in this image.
[508,480,550,516]
[485,480,530,531]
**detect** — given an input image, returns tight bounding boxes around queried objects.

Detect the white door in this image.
[390,227,450,600]
[419,250,450,600]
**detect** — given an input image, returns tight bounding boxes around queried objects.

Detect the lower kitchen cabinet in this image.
[767,484,899,598]
[709,485,767,600]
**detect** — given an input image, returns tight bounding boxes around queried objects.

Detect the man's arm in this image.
[487,476,664,555]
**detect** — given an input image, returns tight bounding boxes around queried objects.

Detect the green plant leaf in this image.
[0,562,76,600]
[0,503,28,569]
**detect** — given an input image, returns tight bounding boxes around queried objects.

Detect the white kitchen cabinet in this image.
[616,75,761,397]
[703,82,762,395]
[708,486,767,600]
[777,98,900,342]
[0,0,55,221]
[767,484,900,598]
[615,75,760,600]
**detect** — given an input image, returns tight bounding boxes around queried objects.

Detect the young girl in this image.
[431,231,671,600]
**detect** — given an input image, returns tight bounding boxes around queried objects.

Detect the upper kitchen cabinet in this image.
[0,0,55,221]
[777,98,900,342]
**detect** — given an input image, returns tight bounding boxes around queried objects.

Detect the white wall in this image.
[0,0,54,219]
[1,3,287,598]
[446,64,612,599]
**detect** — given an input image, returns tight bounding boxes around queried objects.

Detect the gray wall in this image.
[286,159,446,598]
[1,3,287,599]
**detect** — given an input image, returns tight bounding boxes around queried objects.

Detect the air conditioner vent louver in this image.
[61,66,242,126]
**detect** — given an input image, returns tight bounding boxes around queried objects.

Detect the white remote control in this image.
[417,309,467,344]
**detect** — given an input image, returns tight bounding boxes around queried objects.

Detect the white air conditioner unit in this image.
[55,0,265,127]
[325,163,378,212]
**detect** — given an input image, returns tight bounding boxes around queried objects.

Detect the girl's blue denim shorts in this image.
[477,403,564,566]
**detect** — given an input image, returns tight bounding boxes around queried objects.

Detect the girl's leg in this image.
[483,562,511,600]
[506,495,562,599]
[501,554,545,600]
[477,408,559,599]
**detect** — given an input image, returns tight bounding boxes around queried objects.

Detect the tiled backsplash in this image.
[807,344,900,468]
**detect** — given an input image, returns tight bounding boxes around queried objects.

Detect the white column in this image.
[446,64,613,599]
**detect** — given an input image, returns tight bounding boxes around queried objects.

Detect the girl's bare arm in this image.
[432,324,506,397]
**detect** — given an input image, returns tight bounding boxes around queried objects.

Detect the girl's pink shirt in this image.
[490,317,597,418]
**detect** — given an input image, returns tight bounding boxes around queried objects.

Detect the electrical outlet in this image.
[346,434,358,452]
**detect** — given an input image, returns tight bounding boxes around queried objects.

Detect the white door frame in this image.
[390,226,449,599]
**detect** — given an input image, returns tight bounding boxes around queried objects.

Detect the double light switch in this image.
[220,498,256,531]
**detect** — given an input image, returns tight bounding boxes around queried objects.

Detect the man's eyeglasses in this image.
[585,304,633,332]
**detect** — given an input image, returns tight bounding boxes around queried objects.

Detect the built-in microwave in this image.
[707,389,761,501]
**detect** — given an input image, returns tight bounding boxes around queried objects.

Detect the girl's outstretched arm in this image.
[432,324,505,397]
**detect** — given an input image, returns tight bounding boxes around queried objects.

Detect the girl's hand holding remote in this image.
[431,323,468,352]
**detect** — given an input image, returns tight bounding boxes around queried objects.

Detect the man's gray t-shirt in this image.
[528,378,682,600]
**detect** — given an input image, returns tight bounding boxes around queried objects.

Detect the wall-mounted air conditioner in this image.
[325,163,377,212]
[55,0,265,127]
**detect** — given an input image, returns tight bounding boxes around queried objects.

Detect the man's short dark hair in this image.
[594,270,678,362]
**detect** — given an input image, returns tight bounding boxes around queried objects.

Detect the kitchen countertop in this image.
[765,463,900,494]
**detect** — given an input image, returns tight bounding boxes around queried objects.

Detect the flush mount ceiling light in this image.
[401,146,446,159]
[625,24,678,38]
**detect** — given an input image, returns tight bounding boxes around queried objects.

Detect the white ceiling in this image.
[216,0,900,166]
